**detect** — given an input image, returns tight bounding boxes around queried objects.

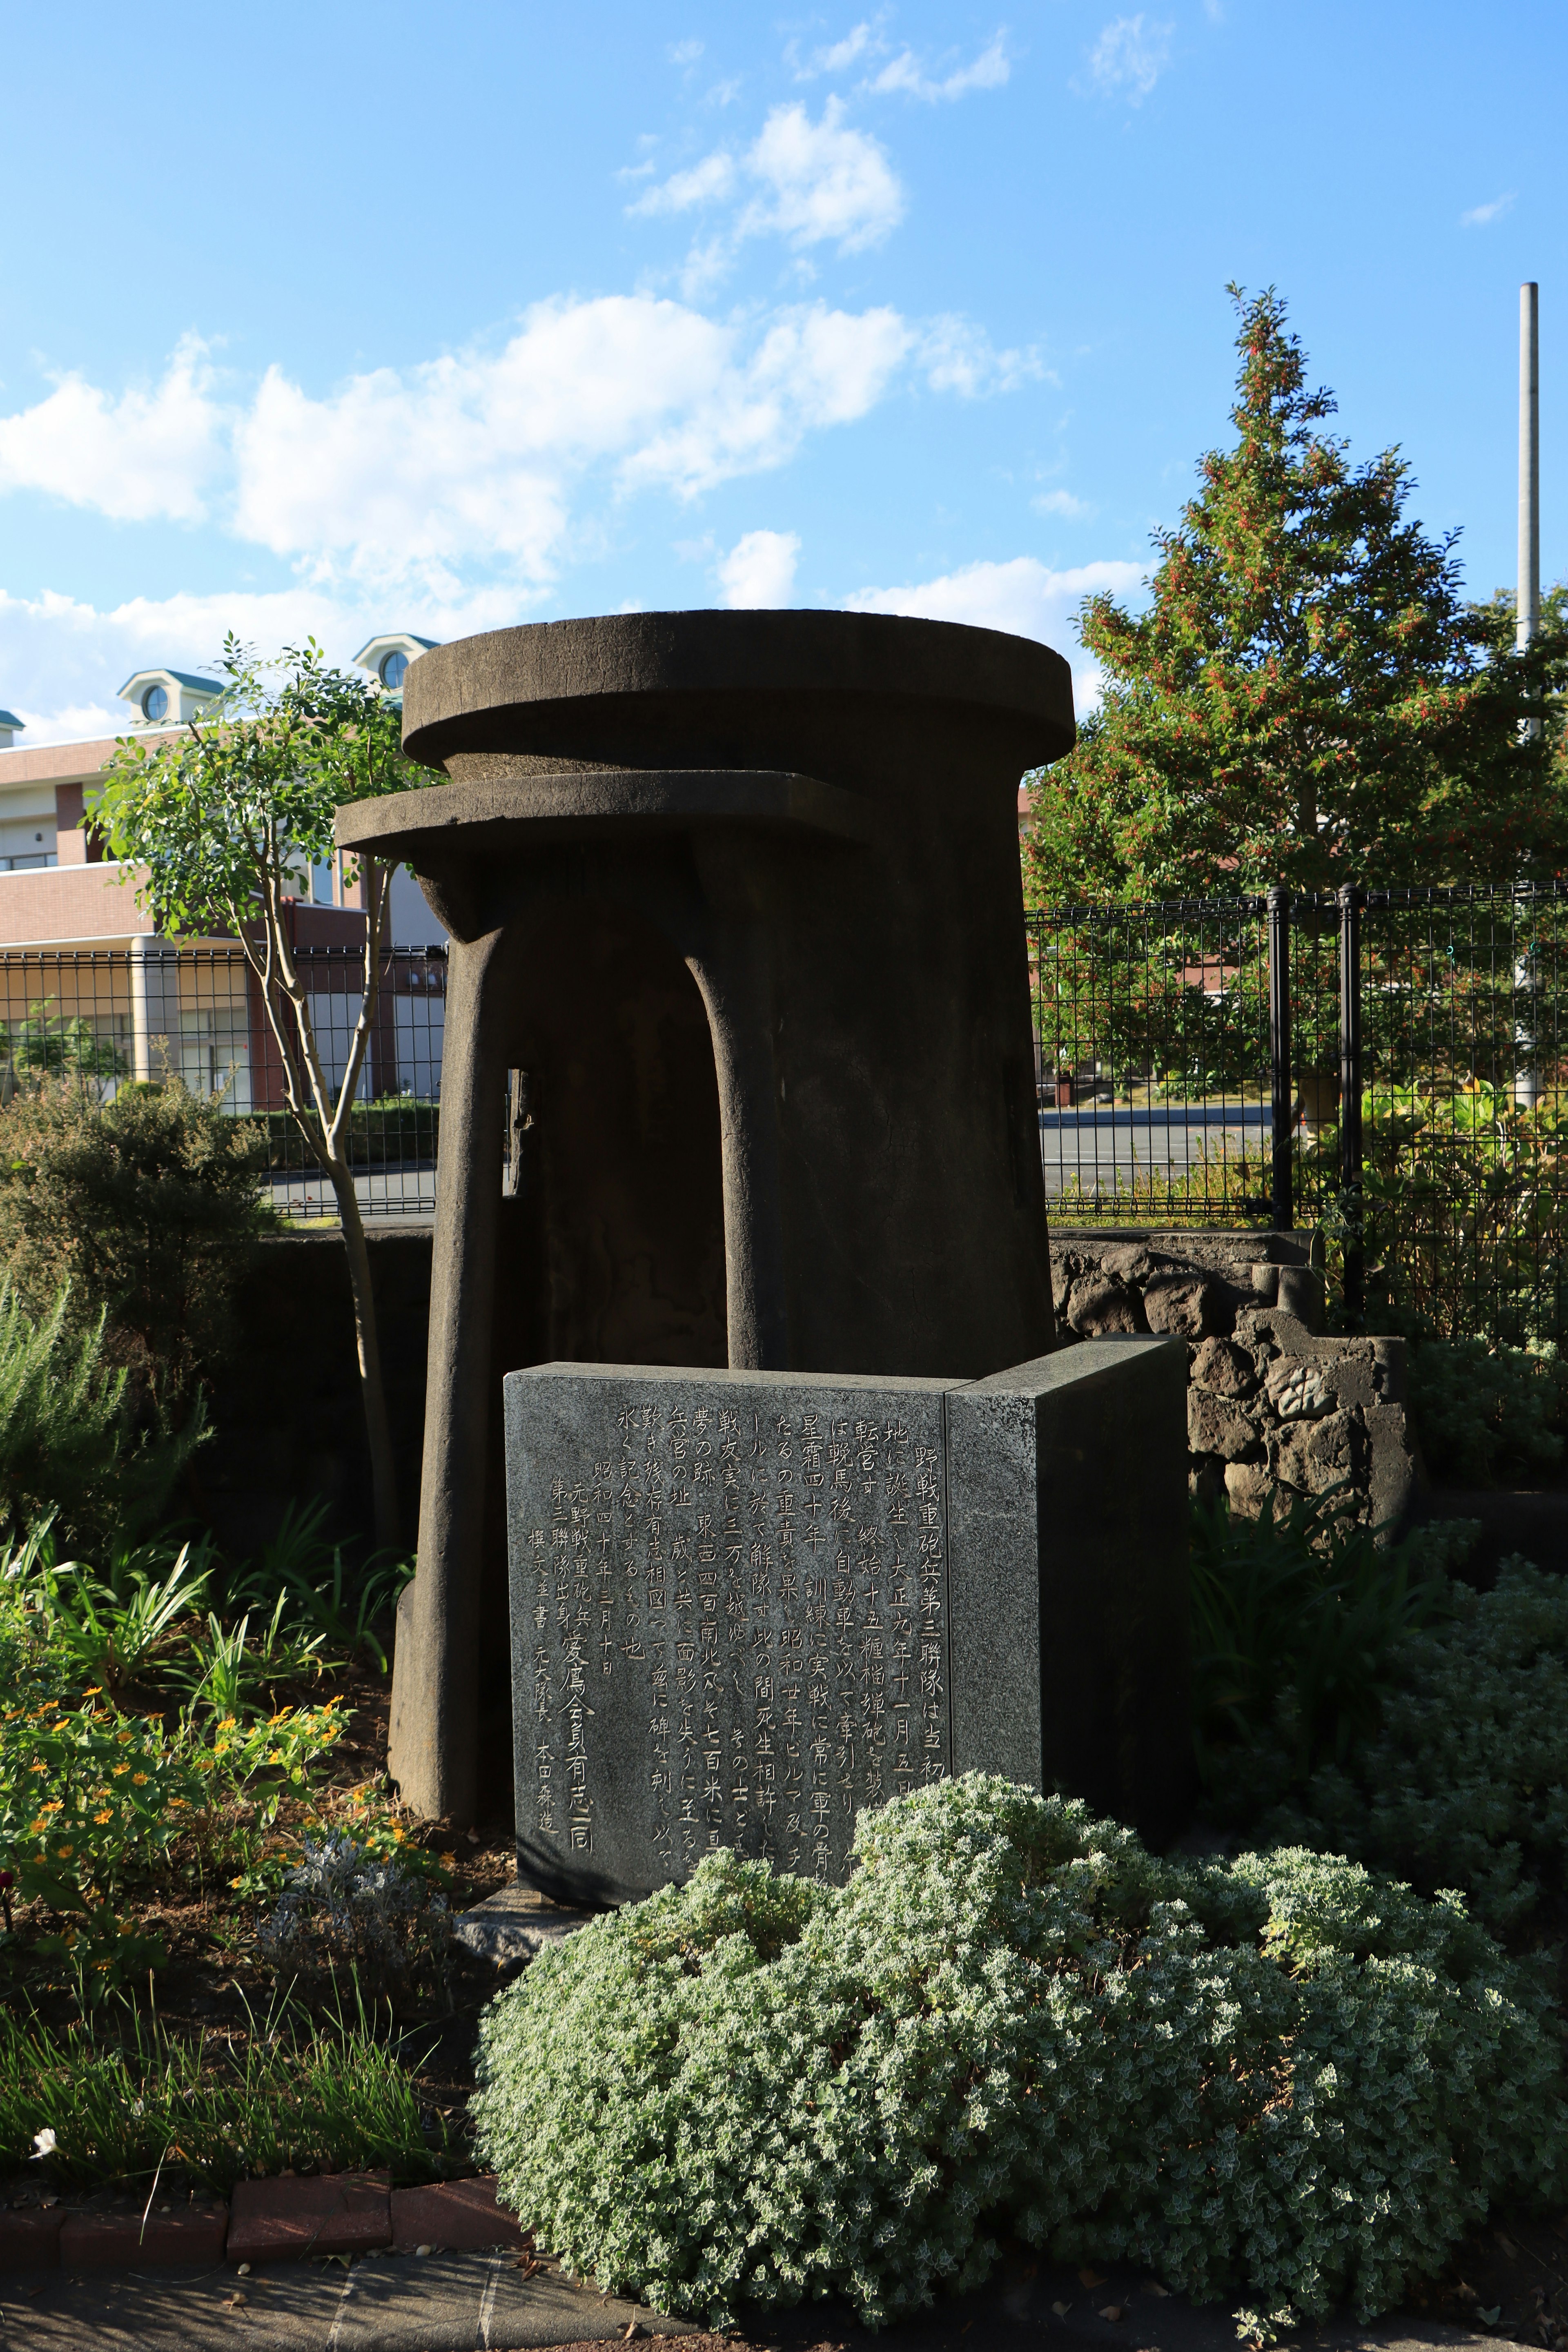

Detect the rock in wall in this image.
[1049,1229,1417,1533]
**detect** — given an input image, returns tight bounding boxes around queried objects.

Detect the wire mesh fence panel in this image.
[1354,887,1568,1345]
[1027,901,1275,1225]
[0,944,449,1222]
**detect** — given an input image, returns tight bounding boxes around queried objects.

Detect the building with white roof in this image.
[0,631,444,1108]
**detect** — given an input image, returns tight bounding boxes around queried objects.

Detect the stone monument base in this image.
[505,1338,1190,1907]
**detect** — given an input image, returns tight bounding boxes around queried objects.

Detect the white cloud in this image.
[619,303,913,497]
[793,19,889,78]
[744,98,904,250]
[0,336,226,524]
[1033,487,1092,519]
[227,295,919,592]
[628,151,737,217]
[0,579,517,748]
[1461,192,1515,228]
[668,38,704,64]
[920,316,1045,396]
[843,554,1144,713]
[632,98,904,263]
[1081,15,1172,103]
[868,33,1011,102]
[715,528,801,607]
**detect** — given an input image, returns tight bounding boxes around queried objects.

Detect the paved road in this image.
[1039,1103,1273,1199]
[264,1169,436,1224]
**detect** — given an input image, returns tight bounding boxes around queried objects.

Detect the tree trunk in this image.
[326,1152,401,1554]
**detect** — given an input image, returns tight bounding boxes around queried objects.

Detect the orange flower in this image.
[94,1809,112,1824]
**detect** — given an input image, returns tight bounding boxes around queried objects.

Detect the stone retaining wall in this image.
[1049,1229,1418,1531]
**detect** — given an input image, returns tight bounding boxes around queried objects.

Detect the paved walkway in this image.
[0,2244,1498,2352]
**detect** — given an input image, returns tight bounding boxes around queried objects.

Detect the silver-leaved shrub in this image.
[1260,1557,1568,1935]
[471,1775,1566,2334]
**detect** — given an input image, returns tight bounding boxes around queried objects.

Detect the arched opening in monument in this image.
[475,900,730,1808]
[497,899,728,1371]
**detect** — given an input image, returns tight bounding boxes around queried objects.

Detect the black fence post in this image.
[1337,882,1364,1320]
[1267,884,1293,1230]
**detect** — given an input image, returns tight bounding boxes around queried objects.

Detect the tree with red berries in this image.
[1026,287,1568,901]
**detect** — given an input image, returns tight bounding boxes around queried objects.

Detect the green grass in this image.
[0,1992,459,2192]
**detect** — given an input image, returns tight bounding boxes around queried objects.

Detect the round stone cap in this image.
[402,608,1074,775]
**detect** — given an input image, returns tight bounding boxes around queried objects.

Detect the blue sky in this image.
[0,0,1560,742]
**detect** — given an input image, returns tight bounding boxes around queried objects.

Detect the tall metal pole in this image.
[1519,284,1540,694]
[1337,884,1364,1323]
[1267,884,1293,1231]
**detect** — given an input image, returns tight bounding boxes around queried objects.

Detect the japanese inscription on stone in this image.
[507,1368,953,1901]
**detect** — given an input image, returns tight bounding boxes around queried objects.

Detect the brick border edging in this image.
[0,2172,524,2276]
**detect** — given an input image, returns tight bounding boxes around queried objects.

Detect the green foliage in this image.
[472,1775,1566,2336]
[1254,1559,1568,1937]
[97,637,421,939]
[1026,288,1568,901]
[4,1000,125,1087]
[258,1832,453,2009]
[0,1286,199,1546]
[0,1077,274,1412]
[220,1498,415,1673]
[0,1994,455,2190]
[96,636,441,1552]
[1189,1490,1452,1801]
[1405,1333,1568,1485]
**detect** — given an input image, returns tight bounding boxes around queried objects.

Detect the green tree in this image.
[0,1077,274,1416]
[1027,287,1568,902]
[96,638,437,1548]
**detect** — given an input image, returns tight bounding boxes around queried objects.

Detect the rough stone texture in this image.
[1190,1337,1258,1399]
[506,1340,1187,1904]
[388,2178,525,2253]
[1065,1275,1145,1336]
[343,610,1075,1826]
[1051,1233,1417,1532]
[1143,1272,1216,1338]
[1187,1388,1261,1462]
[454,1880,593,1972]
[226,2173,390,2265]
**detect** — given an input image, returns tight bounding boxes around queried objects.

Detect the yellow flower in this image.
[54,1844,74,1860]
[112,1763,130,1777]
[94,1809,112,1824]
[27,1815,47,1835]
[219,1716,238,1731]
[82,1686,102,1697]
[131,1773,149,1786]
[27,1760,47,1773]
[229,1876,245,1889]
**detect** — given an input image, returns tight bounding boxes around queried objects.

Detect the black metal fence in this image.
[8,905,1564,1341]
[1029,884,1568,1343]
[0,944,448,1221]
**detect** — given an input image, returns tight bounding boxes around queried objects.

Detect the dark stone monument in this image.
[506,1339,1188,1907]
[339,611,1081,1827]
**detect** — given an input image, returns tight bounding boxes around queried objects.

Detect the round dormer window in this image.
[379,651,408,691]
[141,684,169,722]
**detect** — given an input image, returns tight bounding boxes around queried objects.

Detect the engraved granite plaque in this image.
[506,1340,1192,1906]
[506,1365,956,1905]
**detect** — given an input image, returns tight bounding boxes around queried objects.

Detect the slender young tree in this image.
[1027,287,1568,902]
[97,637,435,1549]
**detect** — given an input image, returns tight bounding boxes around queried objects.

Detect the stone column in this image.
[129,935,180,1083]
